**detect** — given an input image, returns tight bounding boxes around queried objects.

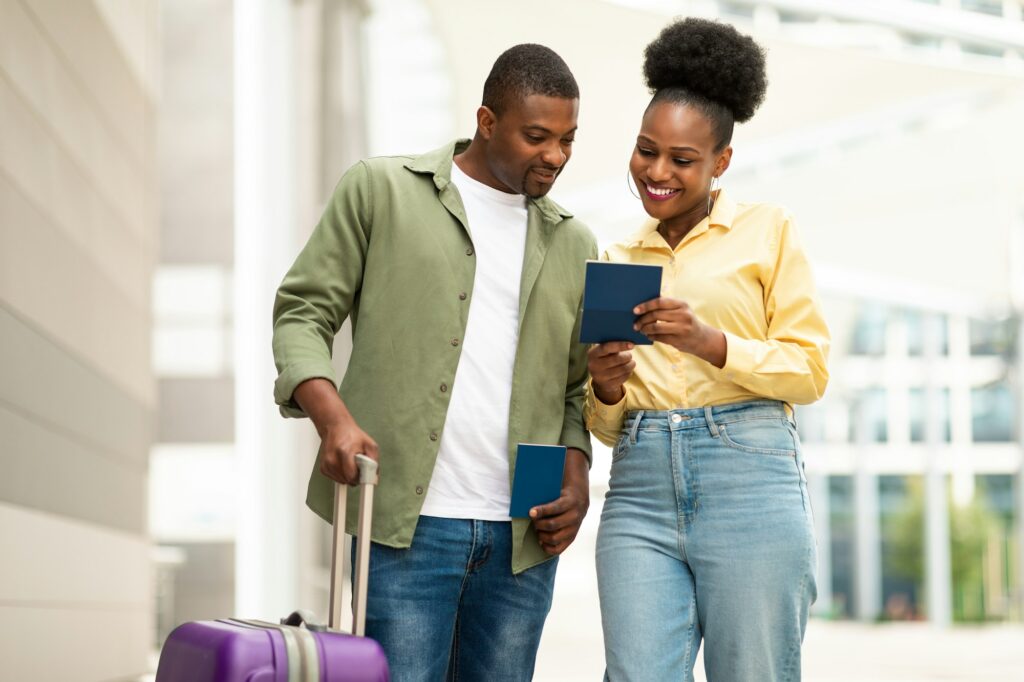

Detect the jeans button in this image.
[415,486,424,495]
[671,413,683,424]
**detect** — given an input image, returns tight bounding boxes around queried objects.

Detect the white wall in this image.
[0,0,158,678]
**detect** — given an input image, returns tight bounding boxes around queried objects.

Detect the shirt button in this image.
[671,413,683,424]
[669,256,675,264]
[459,292,467,300]
[415,486,423,495]
[440,383,448,392]
[465,247,474,256]
[451,338,459,347]
[429,432,438,441]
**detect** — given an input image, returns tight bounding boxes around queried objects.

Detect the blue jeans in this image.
[354,515,557,682]
[596,401,817,682]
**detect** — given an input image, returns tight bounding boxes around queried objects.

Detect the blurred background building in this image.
[2,0,1023,680]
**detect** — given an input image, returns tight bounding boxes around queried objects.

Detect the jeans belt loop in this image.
[704,405,720,437]
[628,410,644,444]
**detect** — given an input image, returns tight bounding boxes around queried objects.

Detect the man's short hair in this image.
[481,44,579,116]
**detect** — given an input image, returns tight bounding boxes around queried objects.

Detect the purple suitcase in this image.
[155,455,389,682]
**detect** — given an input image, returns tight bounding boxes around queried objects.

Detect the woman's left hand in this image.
[633,297,727,368]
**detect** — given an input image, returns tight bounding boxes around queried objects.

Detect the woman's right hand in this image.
[588,342,636,405]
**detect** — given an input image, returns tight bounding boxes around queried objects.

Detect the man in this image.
[272,44,596,681]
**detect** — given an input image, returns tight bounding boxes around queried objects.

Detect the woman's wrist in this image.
[593,383,625,406]
[694,326,727,369]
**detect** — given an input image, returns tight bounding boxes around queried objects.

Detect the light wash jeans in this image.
[596,400,817,682]
[354,515,557,682]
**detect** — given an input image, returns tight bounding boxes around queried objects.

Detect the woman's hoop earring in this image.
[626,170,641,200]
[707,175,720,216]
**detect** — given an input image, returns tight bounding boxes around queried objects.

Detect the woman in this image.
[586,18,830,682]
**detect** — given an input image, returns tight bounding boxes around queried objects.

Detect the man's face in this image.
[483,94,579,199]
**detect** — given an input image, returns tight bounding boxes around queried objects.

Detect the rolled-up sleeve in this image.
[721,215,830,404]
[272,161,373,417]
[584,381,629,448]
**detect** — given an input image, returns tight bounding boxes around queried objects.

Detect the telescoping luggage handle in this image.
[329,454,378,636]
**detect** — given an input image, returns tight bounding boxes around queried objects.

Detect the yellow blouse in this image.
[584,189,830,447]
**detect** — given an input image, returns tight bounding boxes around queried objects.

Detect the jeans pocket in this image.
[788,421,809,483]
[717,418,796,457]
[611,433,631,463]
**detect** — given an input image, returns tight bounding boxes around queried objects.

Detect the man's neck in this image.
[453,139,516,194]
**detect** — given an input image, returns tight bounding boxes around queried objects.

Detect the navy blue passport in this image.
[509,444,566,518]
[579,261,663,345]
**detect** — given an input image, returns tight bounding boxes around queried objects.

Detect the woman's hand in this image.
[633,297,727,368]
[587,341,636,405]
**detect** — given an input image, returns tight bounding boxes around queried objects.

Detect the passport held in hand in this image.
[509,444,566,518]
[579,260,663,345]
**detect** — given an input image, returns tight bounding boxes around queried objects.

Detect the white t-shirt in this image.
[419,162,528,521]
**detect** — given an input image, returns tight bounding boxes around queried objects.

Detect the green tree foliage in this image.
[883,477,1008,622]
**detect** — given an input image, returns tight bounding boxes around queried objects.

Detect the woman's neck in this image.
[657,195,713,249]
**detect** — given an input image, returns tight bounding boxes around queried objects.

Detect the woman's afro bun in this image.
[643,17,768,123]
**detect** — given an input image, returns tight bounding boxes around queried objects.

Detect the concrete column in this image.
[948,315,974,506]
[234,0,302,619]
[1016,312,1024,621]
[853,402,881,621]
[923,313,952,626]
[1012,217,1024,620]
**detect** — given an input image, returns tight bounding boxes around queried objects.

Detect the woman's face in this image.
[629,101,731,226]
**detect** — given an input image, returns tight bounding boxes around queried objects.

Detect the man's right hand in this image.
[587,341,636,405]
[292,378,380,485]
[318,418,379,485]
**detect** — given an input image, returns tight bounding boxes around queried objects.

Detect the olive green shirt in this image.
[272,140,597,573]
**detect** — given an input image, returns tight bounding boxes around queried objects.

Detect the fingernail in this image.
[633,306,640,314]
[633,324,639,331]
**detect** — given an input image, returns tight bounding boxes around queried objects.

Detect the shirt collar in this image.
[404,139,573,224]
[625,188,737,249]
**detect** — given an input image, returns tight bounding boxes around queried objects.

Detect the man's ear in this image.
[477,106,497,140]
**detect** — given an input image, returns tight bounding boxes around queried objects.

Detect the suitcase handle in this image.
[328,454,379,636]
[280,609,326,632]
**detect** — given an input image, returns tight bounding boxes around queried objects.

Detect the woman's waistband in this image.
[624,400,793,431]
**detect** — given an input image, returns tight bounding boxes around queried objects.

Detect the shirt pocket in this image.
[717,417,796,457]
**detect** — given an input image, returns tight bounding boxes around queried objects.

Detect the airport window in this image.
[905,310,947,357]
[851,304,889,356]
[969,316,1017,356]
[829,475,855,619]
[153,266,234,377]
[961,0,1004,17]
[971,382,1016,442]
[719,1,755,19]
[850,387,888,443]
[909,387,951,442]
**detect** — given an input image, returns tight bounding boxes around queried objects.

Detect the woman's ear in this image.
[716,146,734,177]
